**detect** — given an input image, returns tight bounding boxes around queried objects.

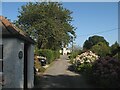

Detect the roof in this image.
[0,16,35,44]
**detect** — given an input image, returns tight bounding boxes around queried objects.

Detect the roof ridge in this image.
[1,16,35,44]
[0,15,28,37]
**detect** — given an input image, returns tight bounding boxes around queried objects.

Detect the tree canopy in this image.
[83,35,109,50]
[15,2,76,50]
[91,42,110,57]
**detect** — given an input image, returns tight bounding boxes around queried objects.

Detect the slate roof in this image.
[0,16,35,44]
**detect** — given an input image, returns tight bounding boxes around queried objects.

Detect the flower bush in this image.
[91,56,120,87]
[73,51,99,73]
[73,50,120,87]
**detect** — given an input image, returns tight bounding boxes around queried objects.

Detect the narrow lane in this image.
[35,55,94,88]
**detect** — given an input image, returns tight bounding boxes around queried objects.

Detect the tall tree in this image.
[15,2,76,50]
[83,35,109,50]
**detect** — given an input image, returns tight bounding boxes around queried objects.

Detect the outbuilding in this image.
[0,16,35,88]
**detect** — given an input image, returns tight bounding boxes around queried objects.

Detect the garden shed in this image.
[0,16,35,88]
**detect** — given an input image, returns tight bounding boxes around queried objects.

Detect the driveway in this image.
[34,55,95,88]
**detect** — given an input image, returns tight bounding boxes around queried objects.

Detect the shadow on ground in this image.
[34,73,96,88]
[67,64,76,72]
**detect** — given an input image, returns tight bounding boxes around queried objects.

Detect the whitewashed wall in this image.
[3,38,24,88]
[63,48,67,55]
[27,44,34,88]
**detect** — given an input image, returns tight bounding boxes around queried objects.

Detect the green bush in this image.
[74,51,98,74]
[110,42,120,60]
[38,49,60,64]
[38,49,53,64]
[69,52,78,64]
[76,63,92,73]
[110,41,119,56]
[69,50,82,64]
[34,46,39,55]
[91,42,110,57]
[69,50,81,59]
[54,50,60,59]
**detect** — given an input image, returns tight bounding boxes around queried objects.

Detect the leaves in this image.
[83,35,109,50]
[15,2,76,50]
[91,42,110,57]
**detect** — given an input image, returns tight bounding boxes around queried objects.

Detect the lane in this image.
[35,55,94,88]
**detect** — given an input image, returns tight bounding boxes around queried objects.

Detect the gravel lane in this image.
[35,55,94,88]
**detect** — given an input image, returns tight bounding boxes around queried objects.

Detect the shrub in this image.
[69,50,82,64]
[38,49,60,64]
[34,55,45,73]
[110,43,120,60]
[54,50,60,59]
[91,56,120,87]
[38,49,54,64]
[69,52,78,59]
[74,51,99,73]
[34,46,39,55]
[91,42,110,57]
[110,41,119,56]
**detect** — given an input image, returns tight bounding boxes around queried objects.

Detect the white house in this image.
[59,47,71,55]
[0,16,35,89]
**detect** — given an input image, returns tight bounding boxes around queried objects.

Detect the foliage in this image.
[75,62,92,73]
[39,49,54,64]
[91,56,120,87]
[110,42,119,52]
[69,51,80,59]
[110,41,119,56]
[54,50,60,59]
[91,42,110,57]
[72,50,120,87]
[69,50,82,64]
[73,51,99,73]
[83,35,109,50]
[34,46,39,55]
[38,49,60,64]
[34,55,45,73]
[15,2,76,50]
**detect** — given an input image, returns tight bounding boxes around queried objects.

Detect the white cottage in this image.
[0,16,35,89]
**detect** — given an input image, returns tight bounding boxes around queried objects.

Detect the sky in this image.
[1,2,118,47]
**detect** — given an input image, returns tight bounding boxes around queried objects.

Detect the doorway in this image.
[24,43,29,89]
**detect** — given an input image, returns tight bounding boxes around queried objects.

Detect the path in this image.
[34,55,94,88]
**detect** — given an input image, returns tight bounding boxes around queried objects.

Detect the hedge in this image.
[38,49,60,64]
